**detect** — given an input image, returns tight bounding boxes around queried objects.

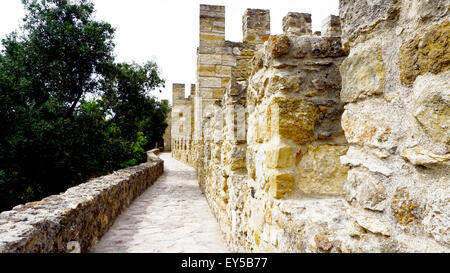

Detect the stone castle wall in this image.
[171,83,195,165]
[0,151,164,253]
[171,1,449,253]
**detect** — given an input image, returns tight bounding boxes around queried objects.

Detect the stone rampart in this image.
[0,151,164,253]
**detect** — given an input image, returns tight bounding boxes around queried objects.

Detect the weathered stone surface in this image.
[162,102,172,152]
[340,146,393,177]
[199,77,222,88]
[222,54,236,66]
[287,36,347,59]
[340,45,386,103]
[348,208,390,236]
[223,145,246,171]
[282,12,312,36]
[422,186,450,247]
[399,20,450,86]
[199,54,222,65]
[243,9,270,45]
[268,97,319,145]
[200,33,225,42]
[310,37,346,57]
[341,101,399,151]
[267,35,291,58]
[401,146,450,167]
[296,145,349,195]
[409,0,449,21]
[172,3,450,253]
[266,146,292,169]
[198,65,216,76]
[267,174,294,199]
[391,187,418,226]
[339,0,400,46]
[412,71,450,146]
[321,15,342,37]
[314,230,333,252]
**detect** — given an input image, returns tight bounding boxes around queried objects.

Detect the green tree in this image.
[0,0,167,211]
[101,61,168,166]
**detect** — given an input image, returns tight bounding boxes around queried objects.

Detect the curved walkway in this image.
[90,152,228,253]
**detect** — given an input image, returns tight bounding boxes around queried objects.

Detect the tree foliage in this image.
[0,0,168,211]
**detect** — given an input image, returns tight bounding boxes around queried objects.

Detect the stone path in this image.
[90,152,228,253]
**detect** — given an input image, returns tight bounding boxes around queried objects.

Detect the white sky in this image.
[0,0,339,103]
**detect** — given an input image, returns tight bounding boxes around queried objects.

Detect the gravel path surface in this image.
[90,152,228,253]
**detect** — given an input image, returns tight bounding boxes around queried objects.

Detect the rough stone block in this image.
[212,24,225,34]
[198,87,219,99]
[341,102,400,151]
[0,156,164,253]
[198,65,216,76]
[411,0,450,21]
[222,54,237,66]
[343,168,386,211]
[266,146,292,169]
[256,119,267,143]
[282,12,312,36]
[296,145,349,195]
[221,78,231,88]
[216,65,232,77]
[422,186,450,246]
[401,146,450,167]
[172,84,186,104]
[391,187,418,226]
[200,20,213,32]
[412,71,449,146]
[225,145,246,171]
[339,0,400,45]
[267,35,291,58]
[198,45,216,54]
[200,33,225,43]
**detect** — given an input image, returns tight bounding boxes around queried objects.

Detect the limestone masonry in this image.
[171,1,449,252]
[0,151,163,253]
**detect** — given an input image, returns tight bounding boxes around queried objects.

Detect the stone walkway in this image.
[90,153,228,253]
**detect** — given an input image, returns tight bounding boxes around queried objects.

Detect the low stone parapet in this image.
[0,151,164,253]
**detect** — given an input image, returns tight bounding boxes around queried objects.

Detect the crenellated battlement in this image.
[242,9,271,44]
[321,15,341,37]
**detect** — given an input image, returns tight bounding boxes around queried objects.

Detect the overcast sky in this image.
[0,0,338,103]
